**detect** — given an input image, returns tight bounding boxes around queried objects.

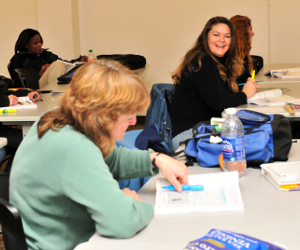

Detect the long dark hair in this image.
[15,29,43,54]
[172,16,242,93]
[230,15,253,72]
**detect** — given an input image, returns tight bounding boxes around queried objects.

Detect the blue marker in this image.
[163,185,204,191]
[238,80,263,86]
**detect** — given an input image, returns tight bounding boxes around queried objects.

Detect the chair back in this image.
[0,198,28,250]
[251,55,264,74]
[145,83,175,152]
[15,68,40,89]
[0,172,9,201]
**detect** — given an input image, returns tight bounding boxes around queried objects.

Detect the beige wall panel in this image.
[0,0,37,76]
[78,0,268,92]
[36,0,76,61]
[269,0,300,64]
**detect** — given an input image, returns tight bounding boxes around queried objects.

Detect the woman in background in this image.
[170,16,257,151]
[10,59,187,250]
[230,15,255,84]
[9,28,87,89]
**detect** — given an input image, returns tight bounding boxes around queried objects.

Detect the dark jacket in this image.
[9,49,81,88]
[170,54,247,137]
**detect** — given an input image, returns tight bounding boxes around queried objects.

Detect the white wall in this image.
[0,0,299,98]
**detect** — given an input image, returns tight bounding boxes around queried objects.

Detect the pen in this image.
[163,185,204,191]
[251,70,255,79]
[238,81,263,86]
[0,109,17,113]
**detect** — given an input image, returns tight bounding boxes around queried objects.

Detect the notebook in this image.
[57,64,83,84]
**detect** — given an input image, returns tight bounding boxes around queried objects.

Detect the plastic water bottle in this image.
[221,108,247,177]
[88,50,96,62]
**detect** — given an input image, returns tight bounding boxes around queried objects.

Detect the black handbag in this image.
[0,76,8,93]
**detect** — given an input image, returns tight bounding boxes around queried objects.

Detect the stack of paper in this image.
[265,67,300,78]
[261,161,300,191]
[154,171,244,215]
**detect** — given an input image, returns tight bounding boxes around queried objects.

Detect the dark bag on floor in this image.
[184,110,292,167]
[97,54,146,70]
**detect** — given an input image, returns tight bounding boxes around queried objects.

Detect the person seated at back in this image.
[9,59,187,250]
[170,16,258,151]
[230,15,255,85]
[9,28,88,89]
[0,76,40,170]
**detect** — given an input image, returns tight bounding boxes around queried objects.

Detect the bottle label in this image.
[222,137,245,162]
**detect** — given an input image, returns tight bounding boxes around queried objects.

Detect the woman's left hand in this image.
[80,55,88,62]
[150,153,188,192]
[27,91,41,102]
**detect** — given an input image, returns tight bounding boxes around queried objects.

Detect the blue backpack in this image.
[184,110,292,167]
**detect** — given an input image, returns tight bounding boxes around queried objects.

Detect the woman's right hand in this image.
[122,188,142,201]
[8,95,18,106]
[242,77,258,99]
[39,64,50,76]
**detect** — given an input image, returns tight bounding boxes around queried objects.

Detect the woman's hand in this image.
[80,55,88,62]
[122,188,142,201]
[242,77,258,99]
[27,91,41,102]
[150,153,188,192]
[39,64,50,77]
[8,95,18,106]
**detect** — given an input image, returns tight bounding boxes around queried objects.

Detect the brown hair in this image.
[171,16,242,93]
[230,15,253,72]
[37,59,150,158]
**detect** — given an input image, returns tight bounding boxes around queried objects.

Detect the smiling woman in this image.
[170,16,258,151]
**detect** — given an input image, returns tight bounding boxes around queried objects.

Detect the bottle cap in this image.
[225,108,236,115]
[89,50,93,52]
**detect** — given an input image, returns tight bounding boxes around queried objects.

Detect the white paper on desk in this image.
[154,171,244,215]
[0,96,37,110]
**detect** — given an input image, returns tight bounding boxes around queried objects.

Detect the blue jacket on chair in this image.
[145,83,175,153]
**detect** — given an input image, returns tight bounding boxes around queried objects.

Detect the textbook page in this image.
[273,71,300,79]
[247,89,297,106]
[154,171,244,215]
[58,60,84,73]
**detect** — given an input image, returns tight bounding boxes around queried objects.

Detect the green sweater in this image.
[10,120,158,250]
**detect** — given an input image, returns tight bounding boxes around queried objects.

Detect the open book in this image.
[265,67,300,79]
[247,88,297,106]
[154,171,244,215]
[58,60,84,73]
[261,161,300,191]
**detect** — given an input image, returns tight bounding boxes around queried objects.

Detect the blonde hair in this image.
[38,59,150,158]
[172,16,242,93]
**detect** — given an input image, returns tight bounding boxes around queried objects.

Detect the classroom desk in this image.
[0,82,68,137]
[236,80,300,118]
[74,141,300,250]
[255,63,300,84]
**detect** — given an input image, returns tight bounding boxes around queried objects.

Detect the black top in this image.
[170,54,247,137]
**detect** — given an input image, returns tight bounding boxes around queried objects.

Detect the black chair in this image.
[0,172,9,201]
[0,197,27,250]
[14,68,40,89]
[251,55,263,74]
